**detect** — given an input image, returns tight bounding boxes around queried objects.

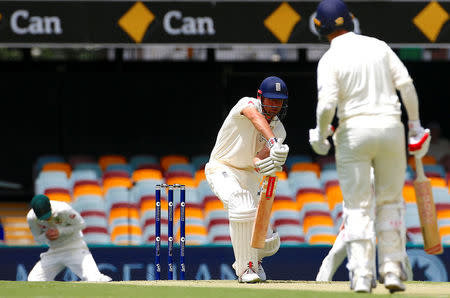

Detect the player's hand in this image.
[408,120,431,158]
[309,127,332,155]
[269,141,289,167]
[46,228,59,240]
[255,156,281,176]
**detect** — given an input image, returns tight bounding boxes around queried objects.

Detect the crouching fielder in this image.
[27,194,111,282]
[205,76,289,283]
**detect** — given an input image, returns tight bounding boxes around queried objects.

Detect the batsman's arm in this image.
[242,106,276,142]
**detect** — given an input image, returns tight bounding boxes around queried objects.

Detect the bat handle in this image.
[415,155,426,180]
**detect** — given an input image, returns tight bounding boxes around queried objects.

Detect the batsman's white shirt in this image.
[27,200,86,250]
[209,97,286,170]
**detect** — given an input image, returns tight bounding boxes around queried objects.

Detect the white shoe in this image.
[258,262,266,282]
[384,273,405,293]
[238,263,261,283]
[353,276,372,293]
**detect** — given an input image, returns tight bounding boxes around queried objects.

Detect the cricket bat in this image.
[251,175,278,249]
[414,155,443,255]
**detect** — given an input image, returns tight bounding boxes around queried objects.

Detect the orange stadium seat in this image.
[408,155,436,170]
[166,176,197,187]
[44,188,72,203]
[429,177,447,187]
[194,169,206,185]
[98,154,127,172]
[296,188,326,212]
[308,234,337,245]
[103,177,132,195]
[41,162,72,178]
[132,169,163,182]
[160,155,189,172]
[290,162,321,178]
[402,181,417,204]
[73,184,103,201]
[275,171,288,180]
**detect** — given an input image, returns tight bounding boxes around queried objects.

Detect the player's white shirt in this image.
[209,97,286,170]
[317,32,412,127]
[27,200,87,250]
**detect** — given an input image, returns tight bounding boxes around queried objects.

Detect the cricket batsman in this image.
[309,0,430,293]
[27,194,111,282]
[205,76,289,283]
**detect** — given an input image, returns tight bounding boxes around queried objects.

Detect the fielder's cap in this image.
[259,76,288,99]
[31,194,52,220]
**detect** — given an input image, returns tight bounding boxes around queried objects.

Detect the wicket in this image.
[155,184,186,280]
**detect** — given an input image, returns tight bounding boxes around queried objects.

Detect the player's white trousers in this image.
[205,160,262,276]
[334,117,407,279]
[28,245,111,281]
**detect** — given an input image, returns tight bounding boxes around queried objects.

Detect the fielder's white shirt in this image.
[317,32,412,129]
[209,97,286,170]
[27,200,87,250]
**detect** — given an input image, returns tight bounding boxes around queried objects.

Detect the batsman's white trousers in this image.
[205,160,262,276]
[334,116,407,277]
[28,245,111,281]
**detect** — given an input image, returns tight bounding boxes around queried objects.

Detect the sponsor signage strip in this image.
[0,1,449,46]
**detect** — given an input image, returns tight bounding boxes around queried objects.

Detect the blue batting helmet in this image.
[257,76,288,100]
[314,0,354,38]
[257,76,288,120]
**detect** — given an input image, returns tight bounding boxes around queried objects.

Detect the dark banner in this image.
[0,245,448,281]
[0,1,448,47]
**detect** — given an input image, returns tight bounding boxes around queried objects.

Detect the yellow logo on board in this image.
[413,1,449,42]
[264,2,301,43]
[118,2,155,43]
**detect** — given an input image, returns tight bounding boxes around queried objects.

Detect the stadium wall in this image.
[0,245,449,282]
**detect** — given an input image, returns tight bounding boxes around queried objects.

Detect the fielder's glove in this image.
[255,156,282,176]
[309,125,334,156]
[267,138,289,167]
[408,120,431,158]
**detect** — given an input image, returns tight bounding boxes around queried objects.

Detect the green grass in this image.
[0,281,449,298]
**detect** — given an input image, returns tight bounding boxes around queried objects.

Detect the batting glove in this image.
[269,140,289,167]
[408,120,431,158]
[309,125,333,156]
[255,156,282,176]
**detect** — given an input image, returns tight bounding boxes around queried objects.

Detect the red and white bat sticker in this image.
[265,177,276,199]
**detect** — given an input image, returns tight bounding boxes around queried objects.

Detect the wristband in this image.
[267,137,278,148]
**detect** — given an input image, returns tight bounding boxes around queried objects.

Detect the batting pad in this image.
[229,220,259,277]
